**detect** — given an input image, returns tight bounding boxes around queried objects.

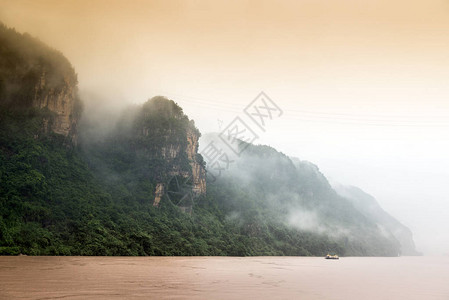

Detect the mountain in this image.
[333,185,420,255]
[80,96,206,210]
[0,23,81,142]
[200,134,418,256]
[0,23,418,256]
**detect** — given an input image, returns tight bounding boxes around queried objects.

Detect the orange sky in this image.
[2,0,449,254]
[2,0,449,111]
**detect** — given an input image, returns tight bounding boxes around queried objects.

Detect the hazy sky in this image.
[2,0,449,255]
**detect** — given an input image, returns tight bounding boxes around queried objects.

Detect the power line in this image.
[154,91,449,127]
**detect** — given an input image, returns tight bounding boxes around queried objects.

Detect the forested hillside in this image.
[0,23,418,256]
[200,135,414,256]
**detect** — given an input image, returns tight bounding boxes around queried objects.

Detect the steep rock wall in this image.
[151,126,206,207]
[129,97,206,207]
[0,24,81,143]
[187,128,206,195]
[33,68,80,141]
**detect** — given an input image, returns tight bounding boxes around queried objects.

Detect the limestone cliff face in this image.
[145,124,206,197]
[131,97,206,208]
[32,68,80,142]
[186,128,206,195]
[0,24,81,143]
[151,127,206,208]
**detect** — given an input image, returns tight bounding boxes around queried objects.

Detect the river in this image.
[0,256,448,299]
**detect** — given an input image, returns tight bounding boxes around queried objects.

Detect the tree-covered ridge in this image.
[80,96,203,205]
[202,136,403,256]
[0,23,77,108]
[134,96,200,163]
[0,105,340,256]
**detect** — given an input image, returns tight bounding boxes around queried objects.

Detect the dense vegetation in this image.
[0,105,342,256]
[0,103,403,256]
[0,22,415,256]
[200,136,403,256]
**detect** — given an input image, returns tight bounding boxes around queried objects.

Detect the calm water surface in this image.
[0,256,448,299]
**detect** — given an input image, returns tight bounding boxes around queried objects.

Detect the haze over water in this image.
[1,256,448,299]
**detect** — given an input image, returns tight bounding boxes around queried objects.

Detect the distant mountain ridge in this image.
[200,133,419,256]
[333,184,420,255]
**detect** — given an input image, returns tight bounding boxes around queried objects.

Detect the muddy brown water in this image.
[0,256,448,299]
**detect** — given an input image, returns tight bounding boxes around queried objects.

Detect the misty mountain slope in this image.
[0,25,135,255]
[0,23,73,106]
[201,133,408,256]
[0,23,81,140]
[0,96,232,255]
[79,96,206,205]
[0,22,417,256]
[334,185,420,255]
[0,24,214,256]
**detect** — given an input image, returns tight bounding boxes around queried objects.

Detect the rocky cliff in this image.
[187,127,207,195]
[32,68,80,139]
[0,23,81,142]
[80,96,207,210]
[137,97,206,198]
[149,126,206,206]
